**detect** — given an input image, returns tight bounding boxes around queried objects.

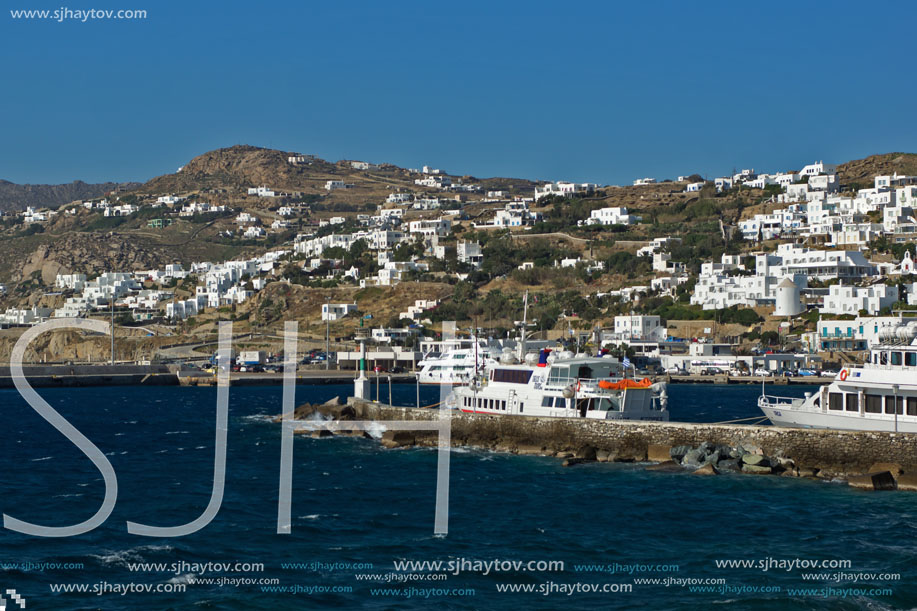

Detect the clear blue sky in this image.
[3,0,916,185]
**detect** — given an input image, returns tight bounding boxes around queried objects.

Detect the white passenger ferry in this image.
[759,322,917,432]
[452,349,669,420]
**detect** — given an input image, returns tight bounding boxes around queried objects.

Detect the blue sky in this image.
[2,0,916,185]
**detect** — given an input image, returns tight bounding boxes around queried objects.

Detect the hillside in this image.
[837,153,917,187]
[0,179,140,212]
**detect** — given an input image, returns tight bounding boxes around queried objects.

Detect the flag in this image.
[622,357,631,369]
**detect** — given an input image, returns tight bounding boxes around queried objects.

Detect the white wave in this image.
[31,456,53,462]
[164,431,189,435]
[364,421,387,439]
[299,514,321,520]
[167,573,196,585]
[91,544,174,567]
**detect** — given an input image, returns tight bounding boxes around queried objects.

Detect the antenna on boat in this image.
[518,290,529,362]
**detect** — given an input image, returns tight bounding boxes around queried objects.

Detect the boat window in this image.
[865,395,882,414]
[577,366,594,379]
[880,352,888,365]
[908,398,917,416]
[547,366,570,384]
[846,393,858,412]
[519,403,524,413]
[891,352,903,366]
[542,396,553,407]
[885,396,904,415]
[829,393,843,411]
[492,369,533,384]
[907,353,917,367]
[501,401,507,411]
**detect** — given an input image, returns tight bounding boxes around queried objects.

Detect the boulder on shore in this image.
[716,458,741,472]
[848,471,897,491]
[692,463,718,476]
[575,445,598,461]
[596,449,613,463]
[681,448,707,467]
[895,474,917,491]
[648,444,672,462]
[868,462,903,478]
[381,431,416,449]
[742,464,773,475]
[670,445,692,461]
[742,453,769,467]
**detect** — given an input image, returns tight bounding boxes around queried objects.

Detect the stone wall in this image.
[350,401,917,473]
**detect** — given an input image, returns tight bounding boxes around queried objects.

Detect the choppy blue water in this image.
[1,383,913,610]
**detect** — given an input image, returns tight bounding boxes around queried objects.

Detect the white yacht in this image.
[759,321,917,432]
[451,349,669,420]
[416,337,553,385]
[416,342,490,385]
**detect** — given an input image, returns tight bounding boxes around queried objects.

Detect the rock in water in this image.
[310,429,334,438]
[381,431,416,449]
[742,464,773,474]
[646,461,682,473]
[692,463,718,476]
[848,471,897,491]
[797,467,820,478]
[596,449,612,463]
[717,458,741,472]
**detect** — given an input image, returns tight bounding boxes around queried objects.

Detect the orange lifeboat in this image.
[597,378,652,390]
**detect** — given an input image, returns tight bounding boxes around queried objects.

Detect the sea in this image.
[1,383,914,610]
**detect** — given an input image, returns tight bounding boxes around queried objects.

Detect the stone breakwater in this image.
[285,399,917,491]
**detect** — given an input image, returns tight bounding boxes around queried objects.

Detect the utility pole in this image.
[110,297,115,365]
[325,297,330,371]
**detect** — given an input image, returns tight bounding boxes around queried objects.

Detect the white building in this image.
[798,161,837,177]
[608,315,667,342]
[817,316,917,351]
[247,186,276,197]
[322,303,358,321]
[585,207,641,226]
[534,182,597,200]
[325,180,353,191]
[457,241,483,268]
[55,273,88,291]
[821,284,898,316]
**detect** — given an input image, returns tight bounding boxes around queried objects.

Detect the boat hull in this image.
[760,403,917,433]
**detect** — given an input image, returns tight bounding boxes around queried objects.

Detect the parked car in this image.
[753,368,771,377]
[665,366,684,375]
[781,370,796,377]
[797,369,817,376]
[821,369,839,377]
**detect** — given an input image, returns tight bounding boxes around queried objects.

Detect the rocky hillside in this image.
[0,179,139,212]
[837,153,917,187]
[135,145,538,202]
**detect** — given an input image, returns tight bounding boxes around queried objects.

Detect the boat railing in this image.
[544,376,624,392]
[759,394,806,408]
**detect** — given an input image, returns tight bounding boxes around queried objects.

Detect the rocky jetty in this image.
[278,401,917,493]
